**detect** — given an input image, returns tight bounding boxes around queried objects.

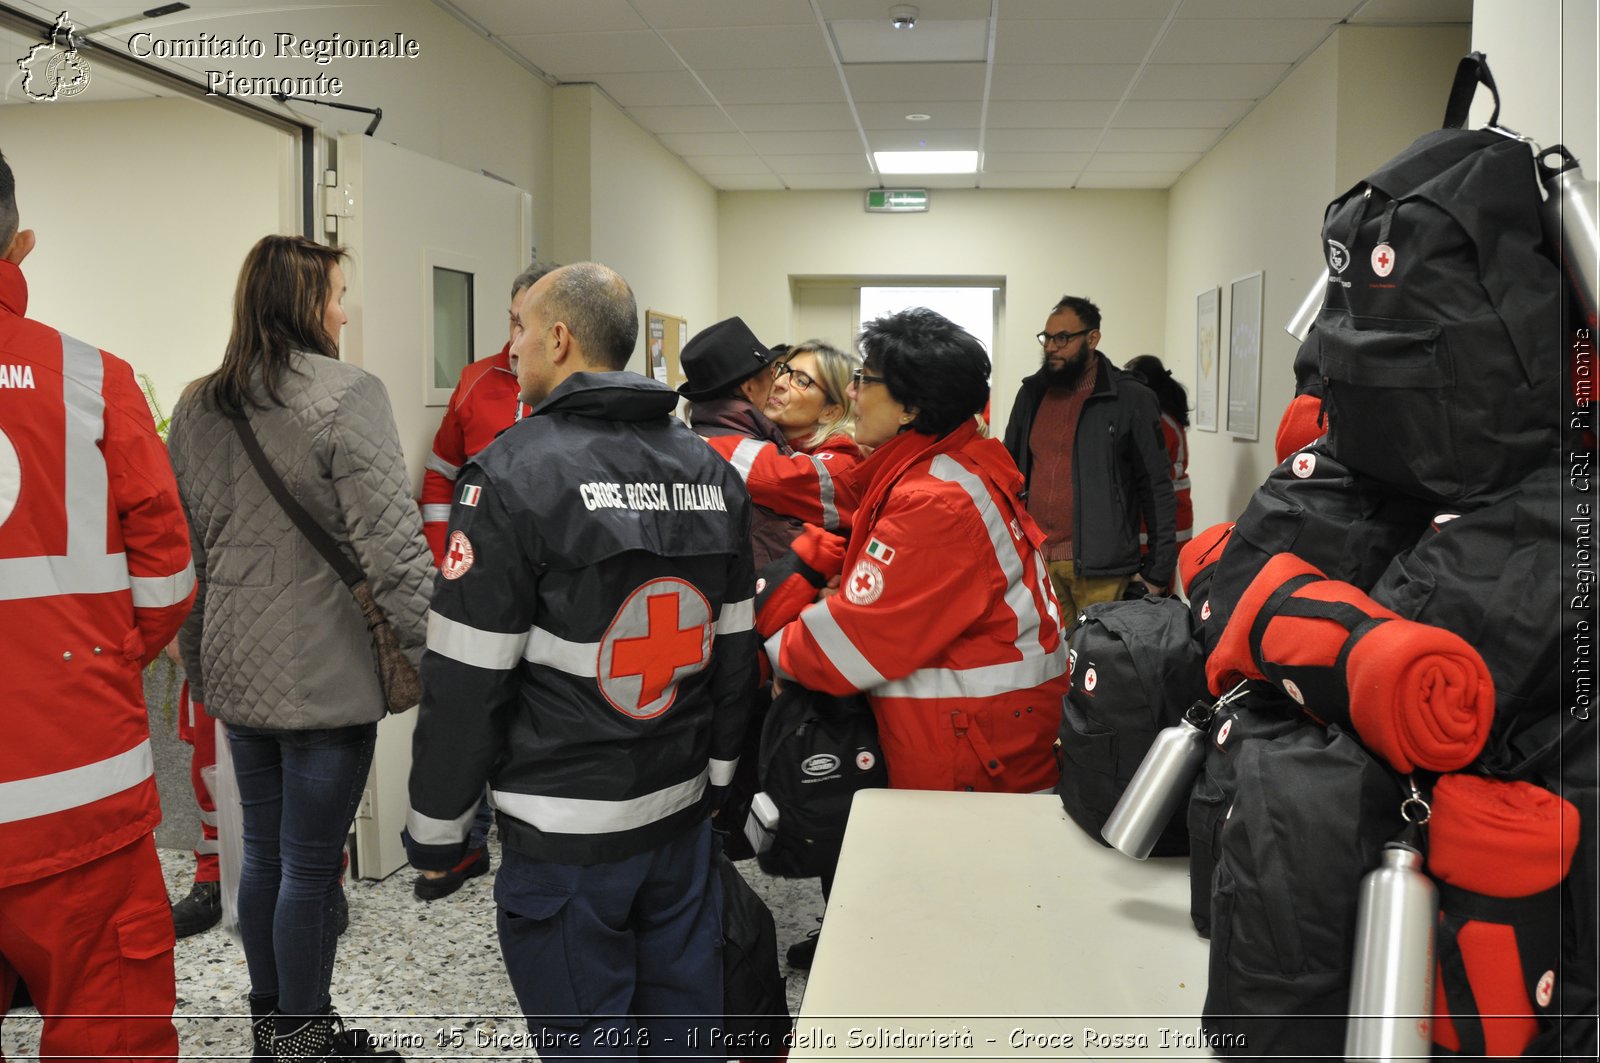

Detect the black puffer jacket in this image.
[1003,353,1177,586]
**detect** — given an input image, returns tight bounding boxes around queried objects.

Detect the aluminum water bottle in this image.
[1101,702,1212,860]
[1345,839,1439,1062]
[1538,145,1599,327]
[1284,268,1331,341]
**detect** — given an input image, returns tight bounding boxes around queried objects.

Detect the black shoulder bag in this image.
[230,415,422,714]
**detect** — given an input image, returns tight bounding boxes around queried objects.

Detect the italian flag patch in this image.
[460,484,482,507]
[864,537,895,565]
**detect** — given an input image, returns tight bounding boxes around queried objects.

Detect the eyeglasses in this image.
[1037,327,1092,349]
[774,362,836,402]
[852,369,887,388]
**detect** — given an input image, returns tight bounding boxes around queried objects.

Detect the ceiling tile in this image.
[723,103,859,132]
[455,0,646,35]
[1345,0,1472,20]
[684,155,773,175]
[745,130,867,154]
[697,66,846,105]
[657,132,757,156]
[763,153,873,174]
[1176,0,1358,18]
[994,20,1167,65]
[504,31,681,77]
[818,0,993,19]
[982,152,1093,172]
[661,26,835,68]
[829,19,990,63]
[984,127,1103,152]
[997,0,1179,18]
[627,106,738,134]
[590,71,716,107]
[842,63,988,102]
[867,127,984,150]
[855,101,984,127]
[1074,172,1182,189]
[1130,63,1290,100]
[915,174,985,189]
[976,172,1079,188]
[783,173,890,189]
[1085,151,1202,171]
[989,64,1139,101]
[987,101,1118,129]
[1096,127,1225,152]
[1150,20,1334,64]
[632,0,816,29]
[1113,98,1254,127]
[706,173,788,190]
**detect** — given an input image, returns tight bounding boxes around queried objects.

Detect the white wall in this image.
[2,97,292,416]
[552,85,720,373]
[1470,0,1597,172]
[717,188,1170,438]
[1164,25,1469,529]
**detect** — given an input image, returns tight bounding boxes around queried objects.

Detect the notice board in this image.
[646,309,688,389]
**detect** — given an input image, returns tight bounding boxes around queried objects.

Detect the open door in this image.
[334,134,533,878]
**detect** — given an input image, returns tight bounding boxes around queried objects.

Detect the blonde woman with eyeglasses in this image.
[766,339,861,465]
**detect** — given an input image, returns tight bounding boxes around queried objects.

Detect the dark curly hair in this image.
[1123,354,1190,428]
[858,307,990,438]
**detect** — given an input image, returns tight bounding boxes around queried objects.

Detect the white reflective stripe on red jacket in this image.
[0,741,154,824]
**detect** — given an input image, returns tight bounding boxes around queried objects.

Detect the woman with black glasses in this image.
[766,338,862,467]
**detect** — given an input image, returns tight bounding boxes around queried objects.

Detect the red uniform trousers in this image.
[175,681,220,883]
[0,834,178,1062]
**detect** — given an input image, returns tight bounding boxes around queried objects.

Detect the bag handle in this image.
[1443,51,1500,130]
[229,414,364,589]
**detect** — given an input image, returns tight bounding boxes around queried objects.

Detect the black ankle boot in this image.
[249,995,278,1062]
[171,879,222,938]
[273,1010,401,1060]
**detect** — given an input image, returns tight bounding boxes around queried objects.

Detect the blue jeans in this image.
[495,820,723,1061]
[227,721,375,1018]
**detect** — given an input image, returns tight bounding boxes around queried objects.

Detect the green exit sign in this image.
[865,188,929,213]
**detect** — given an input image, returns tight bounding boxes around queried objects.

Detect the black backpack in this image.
[755,685,887,879]
[1201,723,1405,1059]
[1055,595,1205,856]
[1292,52,1563,507]
[1202,441,1432,656]
[715,848,790,1061]
[1185,690,1303,938]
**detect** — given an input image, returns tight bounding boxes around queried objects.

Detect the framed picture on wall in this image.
[1226,271,1264,441]
[1194,286,1220,432]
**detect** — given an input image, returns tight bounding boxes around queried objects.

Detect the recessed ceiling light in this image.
[905,113,932,121]
[874,150,978,174]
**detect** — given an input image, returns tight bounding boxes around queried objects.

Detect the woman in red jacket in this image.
[766,309,1069,794]
[1124,354,1193,552]
[765,339,862,468]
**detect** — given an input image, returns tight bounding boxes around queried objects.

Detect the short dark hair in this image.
[1051,295,1101,331]
[511,260,559,301]
[538,262,638,370]
[0,150,18,252]
[858,307,990,438]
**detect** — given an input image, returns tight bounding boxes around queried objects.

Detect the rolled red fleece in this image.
[1274,393,1324,462]
[1207,552,1494,773]
[1179,521,1233,598]
[1429,774,1579,1058]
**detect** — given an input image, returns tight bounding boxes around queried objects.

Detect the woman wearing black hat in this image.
[762,307,1069,795]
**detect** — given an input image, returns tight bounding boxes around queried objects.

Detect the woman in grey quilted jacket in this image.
[168,235,432,1061]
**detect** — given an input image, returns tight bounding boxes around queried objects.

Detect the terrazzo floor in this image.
[1,839,824,1061]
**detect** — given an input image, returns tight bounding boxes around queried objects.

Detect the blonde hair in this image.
[781,339,858,451]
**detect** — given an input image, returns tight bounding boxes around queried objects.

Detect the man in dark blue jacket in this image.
[1003,295,1177,627]
[405,262,756,1059]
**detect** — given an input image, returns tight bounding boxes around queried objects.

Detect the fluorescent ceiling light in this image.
[874,150,978,174]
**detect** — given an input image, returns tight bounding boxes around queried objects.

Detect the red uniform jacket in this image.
[766,422,1068,793]
[0,260,195,886]
[1141,412,1193,551]
[421,345,529,563]
[703,430,860,535]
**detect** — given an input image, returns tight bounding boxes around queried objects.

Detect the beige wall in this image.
[551,85,720,374]
[717,188,1170,438]
[2,97,291,414]
[1164,24,1469,530]
[1471,0,1597,171]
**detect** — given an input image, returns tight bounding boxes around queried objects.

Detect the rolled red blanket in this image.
[1178,521,1233,600]
[1207,552,1494,773]
[1429,774,1580,1058]
[1274,392,1324,462]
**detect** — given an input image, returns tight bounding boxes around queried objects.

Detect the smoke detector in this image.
[890,4,918,29]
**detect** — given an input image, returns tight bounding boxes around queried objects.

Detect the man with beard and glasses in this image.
[1002,295,1176,630]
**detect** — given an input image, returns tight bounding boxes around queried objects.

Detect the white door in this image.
[334,134,533,878]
